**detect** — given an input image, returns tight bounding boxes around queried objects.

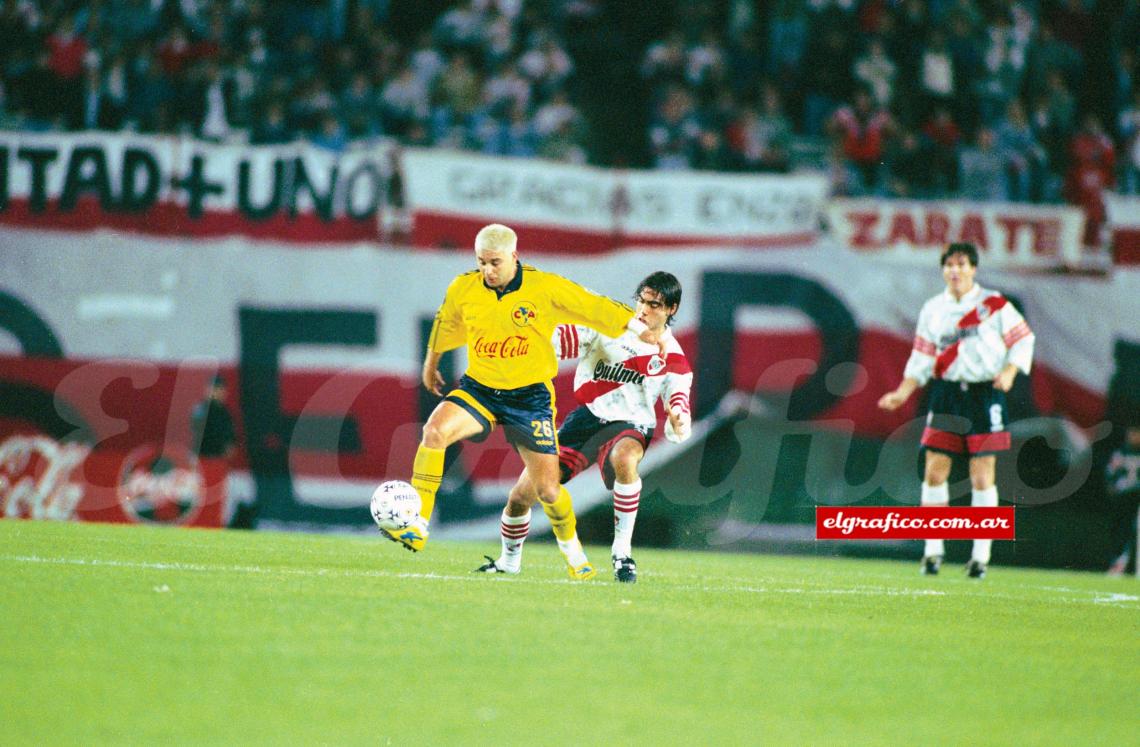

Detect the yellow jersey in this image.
[429,263,634,390]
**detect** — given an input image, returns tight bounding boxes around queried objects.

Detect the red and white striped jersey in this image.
[904,283,1035,386]
[554,324,692,429]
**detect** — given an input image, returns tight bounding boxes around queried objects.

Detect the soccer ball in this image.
[370,480,422,531]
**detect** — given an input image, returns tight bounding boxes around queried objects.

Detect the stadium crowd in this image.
[1,0,1138,213]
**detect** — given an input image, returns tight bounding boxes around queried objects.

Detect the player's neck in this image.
[948,281,975,302]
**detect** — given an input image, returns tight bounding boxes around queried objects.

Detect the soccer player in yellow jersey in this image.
[382,223,665,580]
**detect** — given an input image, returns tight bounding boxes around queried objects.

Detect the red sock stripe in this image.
[614,491,640,513]
[501,522,529,539]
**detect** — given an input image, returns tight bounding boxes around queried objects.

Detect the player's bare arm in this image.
[422,349,446,396]
[992,363,1018,392]
[878,377,919,411]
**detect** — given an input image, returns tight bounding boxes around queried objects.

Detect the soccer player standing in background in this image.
[385,223,665,580]
[476,271,693,583]
[878,243,1035,578]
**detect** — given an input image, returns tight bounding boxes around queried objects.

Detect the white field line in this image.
[4,553,1137,607]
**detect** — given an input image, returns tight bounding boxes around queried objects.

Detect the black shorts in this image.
[921,379,1010,456]
[445,375,558,454]
[557,406,653,490]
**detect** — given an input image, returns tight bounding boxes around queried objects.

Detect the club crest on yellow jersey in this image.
[511,301,538,327]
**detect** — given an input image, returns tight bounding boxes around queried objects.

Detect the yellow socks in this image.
[542,486,588,567]
[541,486,577,541]
[411,445,445,521]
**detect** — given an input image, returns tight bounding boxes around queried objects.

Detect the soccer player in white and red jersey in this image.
[389,224,666,582]
[477,272,693,582]
[878,243,1035,579]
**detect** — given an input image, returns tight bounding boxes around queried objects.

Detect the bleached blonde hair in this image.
[474,224,517,255]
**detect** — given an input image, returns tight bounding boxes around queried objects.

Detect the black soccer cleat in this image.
[966,559,987,579]
[475,555,506,573]
[613,555,637,584]
[475,555,518,574]
[921,555,942,576]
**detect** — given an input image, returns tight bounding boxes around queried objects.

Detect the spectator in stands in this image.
[922,104,963,194]
[802,25,854,136]
[519,30,574,97]
[538,117,588,164]
[1,0,1138,198]
[975,12,1024,128]
[726,83,792,173]
[250,99,291,145]
[640,29,686,91]
[766,0,809,80]
[433,0,486,55]
[1065,113,1116,249]
[959,127,1007,202]
[648,85,701,169]
[885,127,934,198]
[691,128,734,171]
[191,60,235,141]
[685,28,727,92]
[1105,425,1140,577]
[339,71,381,139]
[829,86,894,195]
[483,61,532,115]
[918,29,956,121]
[993,99,1045,202]
[1119,87,1140,195]
[853,37,896,110]
[382,62,429,137]
[502,101,538,157]
[533,88,580,139]
[312,113,349,152]
[1024,21,1082,100]
[433,50,481,126]
[726,28,765,100]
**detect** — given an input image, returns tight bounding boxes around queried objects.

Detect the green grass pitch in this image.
[2,520,1136,745]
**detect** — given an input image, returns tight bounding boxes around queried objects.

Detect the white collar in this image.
[943,282,983,305]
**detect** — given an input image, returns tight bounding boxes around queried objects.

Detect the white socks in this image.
[498,509,530,573]
[612,479,642,559]
[922,481,949,558]
[557,535,588,567]
[971,486,998,564]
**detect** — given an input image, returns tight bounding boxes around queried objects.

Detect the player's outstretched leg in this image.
[542,486,596,580]
[612,479,641,583]
[382,444,441,551]
[475,508,529,574]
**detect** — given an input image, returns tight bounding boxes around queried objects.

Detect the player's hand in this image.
[877,390,907,411]
[638,327,668,357]
[665,405,691,443]
[422,366,445,396]
[993,367,1017,392]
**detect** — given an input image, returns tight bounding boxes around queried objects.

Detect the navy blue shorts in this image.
[921,379,1010,456]
[445,375,558,454]
[557,406,653,490]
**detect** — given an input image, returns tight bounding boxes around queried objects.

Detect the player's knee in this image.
[533,481,561,505]
[420,421,450,449]
[924,466,951,486]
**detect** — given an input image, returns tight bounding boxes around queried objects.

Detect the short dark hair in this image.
[635,271,682,325]
[941,242,978,267]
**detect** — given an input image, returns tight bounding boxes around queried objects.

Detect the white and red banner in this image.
[1106,192,1140,265]
[1,227,1134,527]
[827,198,1090,268]
[0,132,394,242]
[400,148,828,253]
